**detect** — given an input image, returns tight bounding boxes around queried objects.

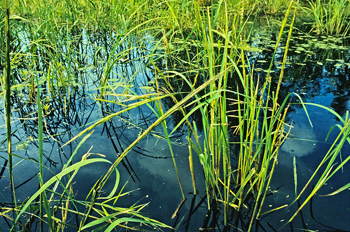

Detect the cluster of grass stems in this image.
[1,0,350,231]
[4,0,350,35]
[302,0,350,35]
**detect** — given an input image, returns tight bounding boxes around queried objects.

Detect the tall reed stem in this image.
[5,0,16,229]
[37,76,44,232]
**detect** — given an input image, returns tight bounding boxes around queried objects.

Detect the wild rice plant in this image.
[138,0,299,229]
[112,1,304,229]
[3,0,350,231]
[263,0,292,15]
[178,1,297,229]
[304,0,350,35]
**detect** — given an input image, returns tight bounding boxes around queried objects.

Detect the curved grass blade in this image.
[14,158,116,225]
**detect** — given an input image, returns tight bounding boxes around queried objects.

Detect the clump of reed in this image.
[2,0,350,231]
[258,0,292,15]
[142,0,350,229]
[303,0,350,35]
[9,0,350,38]
[174,1,296,229]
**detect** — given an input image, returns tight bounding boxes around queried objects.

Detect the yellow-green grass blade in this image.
[14,158,117,225]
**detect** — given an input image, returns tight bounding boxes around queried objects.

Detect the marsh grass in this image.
[177,1,297,229]
[304,0,350,35]
[1,5,172,231]
[262,0,292,15]
[124,0,300,229]
[9,0,350,37]
[1,0,350,231]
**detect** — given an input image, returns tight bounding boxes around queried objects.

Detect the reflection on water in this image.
[262,103,350,231]
[0,26,350,231]
[280,122,317,157]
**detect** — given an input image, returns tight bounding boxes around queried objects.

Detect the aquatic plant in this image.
[143,1,350,230]
[262,0,292,15]
[176,1,297,229]
[304,0,350,35]
[1,0,350,231]
[0,2,171,231]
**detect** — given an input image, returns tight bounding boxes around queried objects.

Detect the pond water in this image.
[0,26,350,231]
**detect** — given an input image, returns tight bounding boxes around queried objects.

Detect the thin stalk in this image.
[36,76,54,232]
[5,0,16,230]
[38,84,43,231]
[188,130,197,195]
[220,2,230,224]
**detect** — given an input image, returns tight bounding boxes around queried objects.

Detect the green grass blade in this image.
[14,158,114,225]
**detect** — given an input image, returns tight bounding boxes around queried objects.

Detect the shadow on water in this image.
[0,23,350,231]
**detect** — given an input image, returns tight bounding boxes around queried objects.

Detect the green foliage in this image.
[176,2,297,229]
[9,0,350,36]
[2,0,350,231]
[304,0,350,35]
